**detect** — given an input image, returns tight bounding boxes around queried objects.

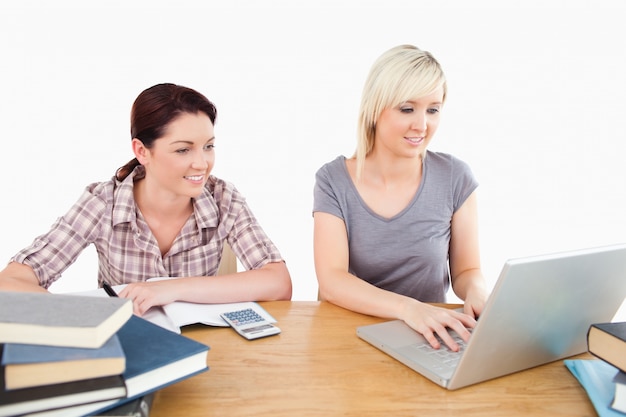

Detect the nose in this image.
[191,149,210,169]
[410,112,427,132]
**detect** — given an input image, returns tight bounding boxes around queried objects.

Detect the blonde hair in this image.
[354,45,447,179]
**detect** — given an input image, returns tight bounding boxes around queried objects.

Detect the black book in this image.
[0,361,126,417]
[587,321,626,372]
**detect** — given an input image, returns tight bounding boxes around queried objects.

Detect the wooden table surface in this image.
[149,301,595,417]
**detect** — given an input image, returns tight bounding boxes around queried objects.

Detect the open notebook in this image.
[357,243,626,390]
[72,277,277,334]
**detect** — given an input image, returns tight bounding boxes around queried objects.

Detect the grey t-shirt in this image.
[313,151,478,302]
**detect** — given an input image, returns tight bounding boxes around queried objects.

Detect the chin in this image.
[188,190,204,199]
[183,185,205,199]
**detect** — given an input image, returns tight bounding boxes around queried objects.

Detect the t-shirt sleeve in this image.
[312,163,345,220]
[451,156,479,212]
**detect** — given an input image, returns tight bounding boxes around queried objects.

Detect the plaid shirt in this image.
[13,166,283,288]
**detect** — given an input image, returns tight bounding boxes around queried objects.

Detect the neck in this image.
[133,178,192,218]
[365,151,423,186]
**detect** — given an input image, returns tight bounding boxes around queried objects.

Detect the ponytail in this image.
[115,158,141,182]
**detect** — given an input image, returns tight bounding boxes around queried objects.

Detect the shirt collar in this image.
[111,166,142,227]
[191,177,220,229]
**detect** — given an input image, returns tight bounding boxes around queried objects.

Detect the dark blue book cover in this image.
[112,315,210,399]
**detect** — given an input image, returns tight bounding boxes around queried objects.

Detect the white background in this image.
[1,1,625,317]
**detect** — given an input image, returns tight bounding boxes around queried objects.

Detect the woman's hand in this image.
[399,299,477,352]
[462,284,488,319]
[118,280,179,316]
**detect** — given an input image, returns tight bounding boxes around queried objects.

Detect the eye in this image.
[203,143,215,151]
[399,106,414,113]
[175,148,190,154]
[427,107,440,115]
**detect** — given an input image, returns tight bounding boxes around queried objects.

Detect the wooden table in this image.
[150,301,595,417]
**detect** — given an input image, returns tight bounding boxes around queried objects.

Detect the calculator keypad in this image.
[222,308,264,326]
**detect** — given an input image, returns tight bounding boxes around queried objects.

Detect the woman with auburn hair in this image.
[0,83,292,314]
[313,45,487,352]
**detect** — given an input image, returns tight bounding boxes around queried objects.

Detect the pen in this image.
[103,282,119,297]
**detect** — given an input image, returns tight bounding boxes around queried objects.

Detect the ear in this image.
[131,138,150,165]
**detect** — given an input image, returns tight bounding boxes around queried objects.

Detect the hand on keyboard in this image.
[399,300,476,352]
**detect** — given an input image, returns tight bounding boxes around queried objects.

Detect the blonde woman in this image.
[313,45,487,351]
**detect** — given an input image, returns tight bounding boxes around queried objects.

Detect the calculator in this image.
[220,308,281,340]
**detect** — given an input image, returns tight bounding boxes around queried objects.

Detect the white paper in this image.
[68,280,277,333]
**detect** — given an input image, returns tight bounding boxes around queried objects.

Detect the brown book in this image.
[587,321,626,372]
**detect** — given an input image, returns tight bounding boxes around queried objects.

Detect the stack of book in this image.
[0,291,210,417]
[565,321,626,417]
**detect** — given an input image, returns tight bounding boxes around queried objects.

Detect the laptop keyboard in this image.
[411,334,467,370]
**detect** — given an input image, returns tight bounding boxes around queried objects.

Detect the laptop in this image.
[357,243,626,390]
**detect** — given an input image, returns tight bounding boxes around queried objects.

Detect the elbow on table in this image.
[272,262,293,301]
[316,281,337,303]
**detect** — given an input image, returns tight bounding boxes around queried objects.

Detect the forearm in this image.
[0,262,47,293]
[452,269,489,318]
[319,269,415,321]
[171,261,292,303]
[319,269,479,352]
[451,268,487,301]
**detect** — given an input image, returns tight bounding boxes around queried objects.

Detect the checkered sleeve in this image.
[217,183,283,271]
[12,187,107,288]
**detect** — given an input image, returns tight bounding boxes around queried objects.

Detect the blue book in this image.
[117,315,209,399]
[22,315,210,417]
[2,335,125,390]
[564,359,623,417]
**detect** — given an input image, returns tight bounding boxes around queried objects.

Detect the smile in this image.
[405,137,424,145]
[185,175,204,181]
